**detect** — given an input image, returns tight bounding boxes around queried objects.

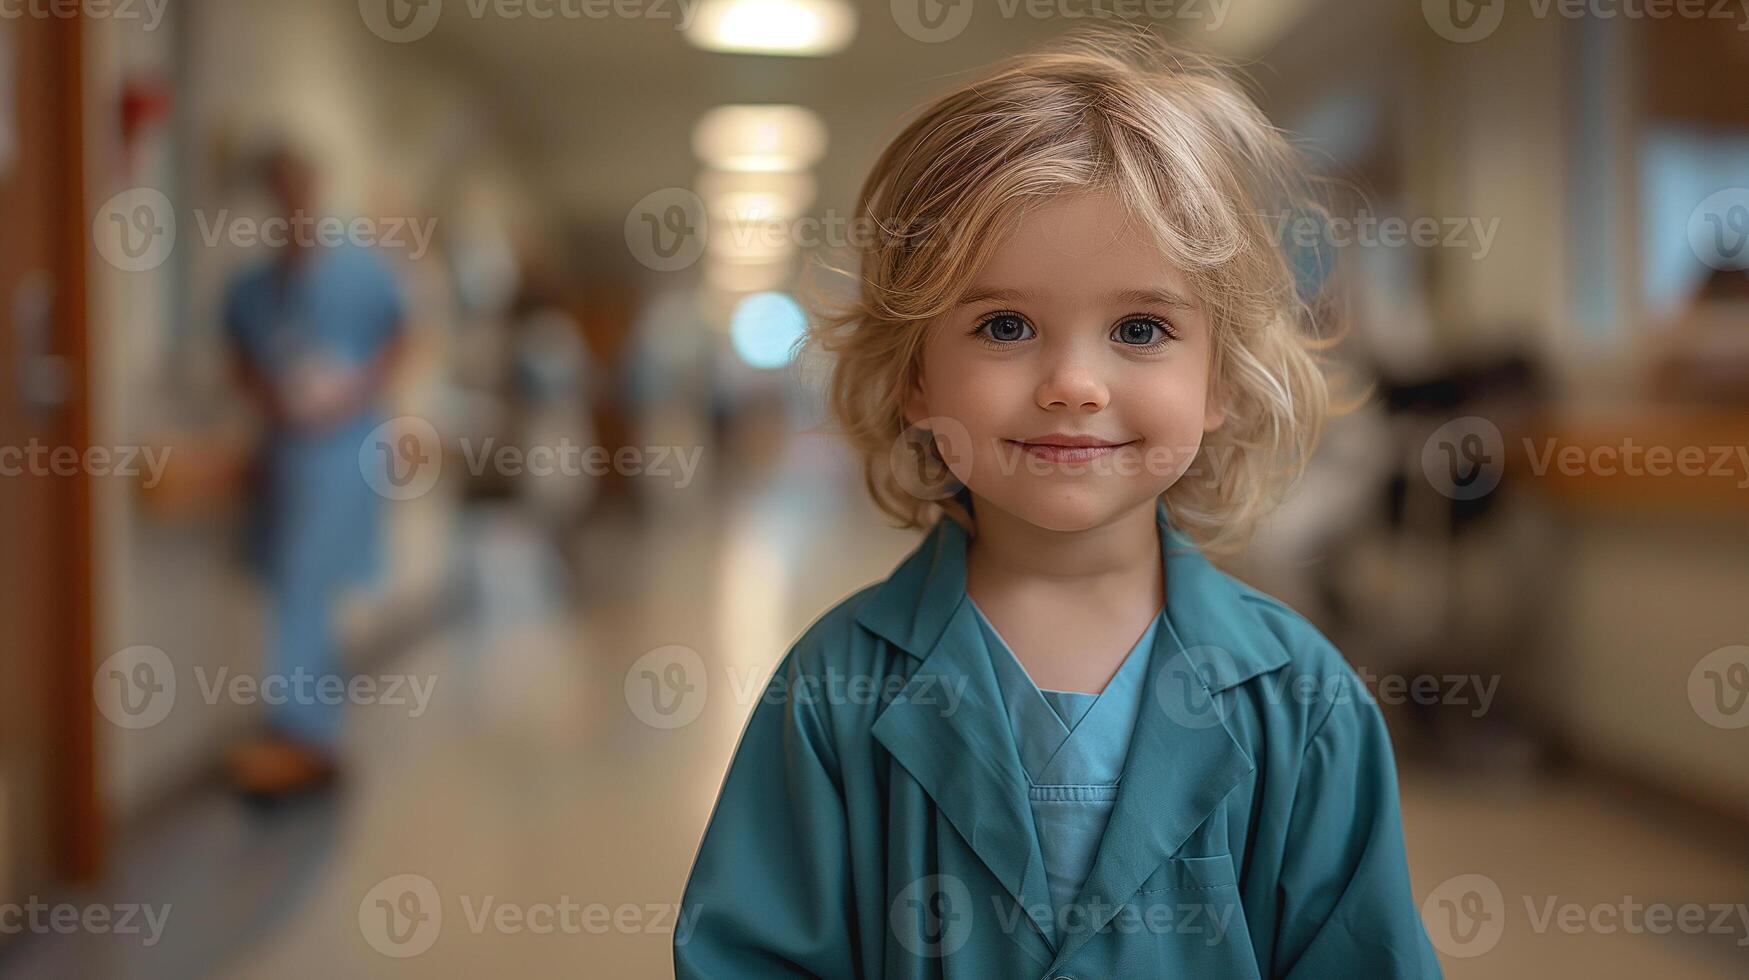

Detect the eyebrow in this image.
[952,285,1196,310]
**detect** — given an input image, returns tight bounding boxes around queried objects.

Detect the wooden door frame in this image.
[38,13,99,883]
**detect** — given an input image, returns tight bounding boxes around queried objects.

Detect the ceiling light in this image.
[693,104,827,173]
[686,0,856,57]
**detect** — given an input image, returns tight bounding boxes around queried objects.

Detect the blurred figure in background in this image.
[220,143,408,799]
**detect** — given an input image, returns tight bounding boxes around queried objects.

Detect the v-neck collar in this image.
[972,600,1162,783]
[1039,689,1097,729]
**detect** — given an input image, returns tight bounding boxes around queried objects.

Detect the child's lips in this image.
[1005,437,1137,463]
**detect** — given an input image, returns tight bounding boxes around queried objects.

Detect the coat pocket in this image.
[1113,854,1254,973]
[1134,853,1237,894]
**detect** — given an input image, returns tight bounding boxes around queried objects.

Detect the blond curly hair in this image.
[802,25,1358,556]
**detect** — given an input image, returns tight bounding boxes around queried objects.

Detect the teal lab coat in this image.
[677,501,1441,978]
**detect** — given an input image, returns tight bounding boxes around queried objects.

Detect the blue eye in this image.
[974,313,1033,343]
[1113,316,1173,346]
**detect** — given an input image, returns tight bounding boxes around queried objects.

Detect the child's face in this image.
[905,189,1226,533]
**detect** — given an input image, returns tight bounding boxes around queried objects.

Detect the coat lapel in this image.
[862,515,1057,964]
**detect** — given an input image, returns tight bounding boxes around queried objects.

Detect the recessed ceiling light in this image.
[692,105,827,173]
[696,170,818,220]
[686,0,856,57]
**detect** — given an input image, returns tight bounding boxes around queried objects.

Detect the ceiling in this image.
[383,0,1328,230]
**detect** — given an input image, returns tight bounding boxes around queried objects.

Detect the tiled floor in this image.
[3,444,1744,978]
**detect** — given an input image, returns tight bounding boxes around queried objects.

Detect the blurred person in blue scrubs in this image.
[221,143,408,798]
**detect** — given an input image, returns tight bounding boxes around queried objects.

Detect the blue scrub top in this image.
[971,598,1161,950]
[224,242,404,383]
[223,243,404,587]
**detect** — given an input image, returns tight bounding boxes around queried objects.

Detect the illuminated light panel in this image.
[693,104,827,173]
[686,0,856,57]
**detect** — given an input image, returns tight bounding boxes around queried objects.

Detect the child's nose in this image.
[1034,351,1110,412]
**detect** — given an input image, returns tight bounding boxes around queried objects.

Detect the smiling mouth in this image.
[1004,436,1137,463]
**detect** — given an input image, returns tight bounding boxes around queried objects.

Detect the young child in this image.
[677,28,1441,979]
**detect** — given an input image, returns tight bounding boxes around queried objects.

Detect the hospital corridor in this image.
[2,1,1748,978]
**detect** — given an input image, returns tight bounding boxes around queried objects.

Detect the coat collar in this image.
[854,498,1290,690]
[862,498,1289,967]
